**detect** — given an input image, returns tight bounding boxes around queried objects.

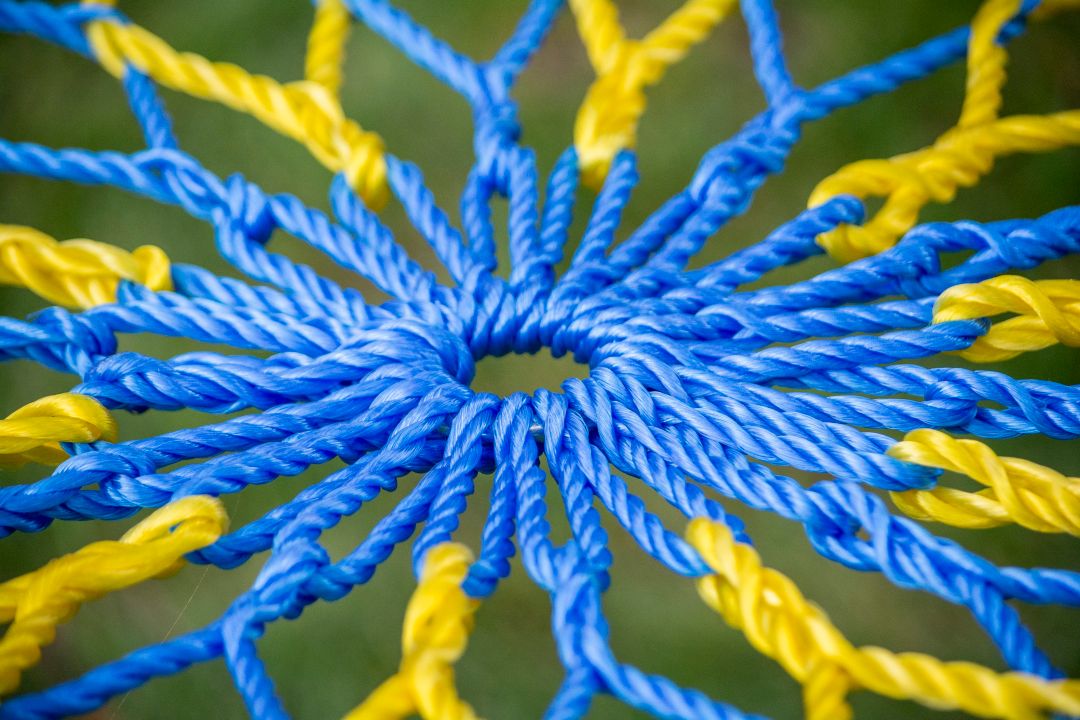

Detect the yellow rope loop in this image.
[811,110,1080,261]
[85,11,388,208]
[808,159,934,262]
[808,0,1080,262]
[0,224,170,309]
[0,495,227,697]
[809,0,1017,259]
[686,518,1080,718]
[305,0,351,97]
[570,0,735,188]
[888,428,1080,535]
[344,543,480,720]
[934,275,1080,361]
[0,393,117,469]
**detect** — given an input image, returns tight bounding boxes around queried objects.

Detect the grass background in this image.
[0,1,1078,717]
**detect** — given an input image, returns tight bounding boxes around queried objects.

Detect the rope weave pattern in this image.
[0,0,1077,718]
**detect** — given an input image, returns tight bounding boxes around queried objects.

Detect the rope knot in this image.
[32,306,118,372]
[807,0,1080,262]
[252,540,331,619]
[338,126,388,210]
[688,515,1080,718]
[138,147,230,219]
[687,518,856,717]
[221,175,277,245]
[66,441,160,489]
[570,0,736,188]
[688,120,798,205]
[87,11,390,209]
[474,102,521,184]
[476,101,520,149]
[287,80,388,208]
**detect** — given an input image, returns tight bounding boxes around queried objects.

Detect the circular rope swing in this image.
[0,0,1078,718]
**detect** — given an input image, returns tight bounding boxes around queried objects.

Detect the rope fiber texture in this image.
[0,0,1077,718]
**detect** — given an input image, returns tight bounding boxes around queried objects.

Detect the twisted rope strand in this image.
[810,0,1080,261]
[0,225,170,309]
[570,0,736,187]
[889,429,1080,534]
[344,543,479,720]
[305,0,351,96]
[0,496,226,697]
[0,393,115,469]
[84,5,388,206]
[688,518,1080,720]
[935,275,1080,361]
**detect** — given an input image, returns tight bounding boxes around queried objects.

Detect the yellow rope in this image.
[570,0,736,188]
[0,222,142,469]
[810,111,1080,262]
[0,495,227,697]
[809,0,1080,262]
[0,224,170,309]
[888,428,1080,534]
[305,0,352,97]
[0,393,116,469]
[687,518,1080,719]
[956,0,1016,130]
[933,275,1080,362]
[84,4,388,208]
[344,543,479,720]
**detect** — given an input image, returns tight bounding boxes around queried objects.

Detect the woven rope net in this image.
[0,0,1078,718]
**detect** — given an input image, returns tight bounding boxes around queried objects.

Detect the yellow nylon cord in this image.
[888,429,1080,534]
[0,394,116,469]
[0,224,170,309]
[810,0,1080,261]
[686,518,1080,719]
[956,0,1016,129]
[933,275,1080,361]
[84,5,388,208]
[305,0,352,97]
[344,543,480,720]
[811,111,1080,262]
[0,495,227,697]
[570,0,736,188]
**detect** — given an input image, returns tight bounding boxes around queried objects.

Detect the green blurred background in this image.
[0,1,1078,717]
